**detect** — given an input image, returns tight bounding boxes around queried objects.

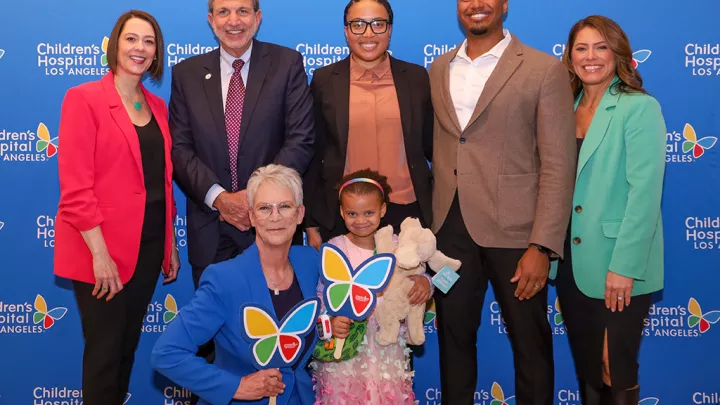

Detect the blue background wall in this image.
[1,0,719,404]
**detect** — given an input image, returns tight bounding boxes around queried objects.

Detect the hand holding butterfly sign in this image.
[319,243,395,359]
[239,298,321,404]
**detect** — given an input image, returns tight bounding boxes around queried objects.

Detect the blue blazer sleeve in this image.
[151,269,240,405]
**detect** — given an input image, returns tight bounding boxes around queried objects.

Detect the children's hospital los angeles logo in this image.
[0,123,58,162]
[37,36,110,76]
[685,42,720,76]
[424,382,510,405]
[488,297,566,336]
[642,298,719,337]
[142,294,179,333]
[0,295,67,334]
[666,123,717,163]
[33,388,131,405]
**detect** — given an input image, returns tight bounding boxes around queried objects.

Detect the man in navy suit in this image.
[170,4,313,401]
[170,0,314,289]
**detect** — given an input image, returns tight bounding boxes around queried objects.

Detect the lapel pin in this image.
[205,73,212,80]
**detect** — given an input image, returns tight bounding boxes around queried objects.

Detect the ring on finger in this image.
[617,296,624,301]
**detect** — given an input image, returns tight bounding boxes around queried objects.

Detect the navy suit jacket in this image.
[151,244,321,405]
[170,40,315,269]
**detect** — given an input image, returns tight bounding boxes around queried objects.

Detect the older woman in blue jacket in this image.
[152,164,320,405]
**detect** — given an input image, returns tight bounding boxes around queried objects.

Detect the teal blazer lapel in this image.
[576,77,622,180]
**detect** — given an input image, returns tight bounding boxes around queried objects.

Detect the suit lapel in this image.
[102,73,143,177]
[464,38,523,132]
[576,81,622,178]
[333,58,351,156]
[390,57,414,156]
[202,49,226,139]
[245,244,278,319]
[438,49,462,134]
[239,40,269,149]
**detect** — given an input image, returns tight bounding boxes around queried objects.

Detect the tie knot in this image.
[232,59,245,72]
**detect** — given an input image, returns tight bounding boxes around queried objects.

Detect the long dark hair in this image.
[562,15,646,97]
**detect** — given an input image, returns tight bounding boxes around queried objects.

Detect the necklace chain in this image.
[262,261,292,292]
[114,84,144,110]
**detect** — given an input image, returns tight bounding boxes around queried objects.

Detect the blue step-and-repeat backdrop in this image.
[1,0,719,404]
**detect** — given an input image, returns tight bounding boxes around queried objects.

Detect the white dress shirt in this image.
[449,29,512,131]
[205,43,253,209]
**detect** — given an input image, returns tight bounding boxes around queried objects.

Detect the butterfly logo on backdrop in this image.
[164,294,178,323]
[553,297,564,326]
[0,49,5,60]
[0,221,4,231]
[631,49,652,68]
[33,295,67,329]
[101,37,109,66]
[639,398,659,405]
[424,299,437,328]
[688,298,720,333]
[320,244,394,318]
[682,123,717,159]
[241,298,320,368]
[36,123,58,158]
[491,382,515,405]
[123,393,131,404]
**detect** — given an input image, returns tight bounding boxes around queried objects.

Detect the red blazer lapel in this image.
[101,73,144,178]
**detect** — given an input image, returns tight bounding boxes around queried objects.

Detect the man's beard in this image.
[469,25,489,36]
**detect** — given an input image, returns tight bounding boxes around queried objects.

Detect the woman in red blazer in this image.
[53,10,179,405]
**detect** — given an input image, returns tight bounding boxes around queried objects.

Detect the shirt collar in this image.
[220,41,253,74]
[455,29,512,63]
[349,52,391,80]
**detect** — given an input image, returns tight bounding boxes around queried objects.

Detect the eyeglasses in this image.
[253,202,298,220]
[345,19,391,35]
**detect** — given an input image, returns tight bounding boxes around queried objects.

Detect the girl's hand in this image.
[331,316,353,339]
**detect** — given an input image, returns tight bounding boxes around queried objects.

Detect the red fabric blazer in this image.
[54,72,175,285]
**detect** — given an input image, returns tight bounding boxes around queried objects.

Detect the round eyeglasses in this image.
[346,19,391,35]
[253,202,298,220]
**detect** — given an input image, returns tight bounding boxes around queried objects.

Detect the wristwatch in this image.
[531,243,553,258]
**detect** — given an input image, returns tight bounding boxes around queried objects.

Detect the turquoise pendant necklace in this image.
[115,83,143,111]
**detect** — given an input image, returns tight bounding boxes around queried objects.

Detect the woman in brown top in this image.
[303,0,434,247]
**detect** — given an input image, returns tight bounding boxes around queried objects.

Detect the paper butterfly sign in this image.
[240,297,320,370]
[320,243,395,320]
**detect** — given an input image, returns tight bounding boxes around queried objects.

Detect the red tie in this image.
[225,59,246,192]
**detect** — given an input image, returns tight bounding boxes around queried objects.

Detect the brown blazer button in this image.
[575,205,582,213]
[459,137,466,144]
[454,169,457,176]
[573,237,581,244]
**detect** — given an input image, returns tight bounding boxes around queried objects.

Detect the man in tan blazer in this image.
[429,1,576,404]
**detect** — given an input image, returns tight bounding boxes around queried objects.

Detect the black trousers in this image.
[434,195,554,405]
[73,238,163,405]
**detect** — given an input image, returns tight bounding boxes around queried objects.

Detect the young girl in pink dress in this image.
[311,169,433,405]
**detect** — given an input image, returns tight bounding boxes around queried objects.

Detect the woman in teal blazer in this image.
[554,16,666,405]
[152,164,320,405]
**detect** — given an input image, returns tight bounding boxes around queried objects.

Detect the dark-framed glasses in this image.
[346,18,390,35]
[253,202,298,220]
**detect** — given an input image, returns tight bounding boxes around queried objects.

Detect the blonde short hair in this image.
[246,164,303,207]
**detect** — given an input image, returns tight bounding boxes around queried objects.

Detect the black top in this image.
[135,115,166,241]
[270,274,313,370]
[560,138,585,268]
